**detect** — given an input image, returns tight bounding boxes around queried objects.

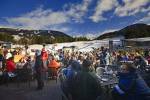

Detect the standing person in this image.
[24,45,30,57]
[105,49,110,65]
[41,45,48,70]
[41,45,49,80]
[99,47,107,67]
[34,50,44,90]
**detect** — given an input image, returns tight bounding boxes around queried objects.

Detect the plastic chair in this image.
[96,67,105,77]
[16,67,33,87]
[47,67,58,83]
[3,71,17,86]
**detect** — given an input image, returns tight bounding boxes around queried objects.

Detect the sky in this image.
[0,0,150,38]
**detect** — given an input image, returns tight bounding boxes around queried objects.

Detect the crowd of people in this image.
[59,47,150,100]
[0,44,150,100]
[0,45,61,89]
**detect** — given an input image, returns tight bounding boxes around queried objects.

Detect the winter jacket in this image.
[34,55,43,72]
[70,68,102,100]
[113,72,150,100]
[6,60,16,72]
[41,51,48,61]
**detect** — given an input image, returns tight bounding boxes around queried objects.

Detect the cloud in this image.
[73,28,119,40]
[50,25,71,33]
[90,0,150,22]
[66,0,92,23]
[141,6,150,13]
[2,0,149,36]
[115,0,150,17]
[5,0,92,29]
[90,0,118,22]
[85,33,99,39]
[138,12,150,24]
[6,7,69,29]
[73,33,98,40]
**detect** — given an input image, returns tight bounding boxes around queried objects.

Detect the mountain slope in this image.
[0,28,74,44]
[96,23,150,40]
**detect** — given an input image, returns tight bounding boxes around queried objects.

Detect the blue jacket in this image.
[121,56,129,62]
[118,72,137,92]
[114,72,150,100]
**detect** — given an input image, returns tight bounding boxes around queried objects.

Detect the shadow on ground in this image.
[0,80,61,100]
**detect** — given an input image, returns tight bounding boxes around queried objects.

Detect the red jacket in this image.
[41,52,48,61]
[6,60,16,72]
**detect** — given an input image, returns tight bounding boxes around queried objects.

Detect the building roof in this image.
[125,37,150,42]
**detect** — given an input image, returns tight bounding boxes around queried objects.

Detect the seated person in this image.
[65,60,81,79]
[134,56,147,71]
[112,62,150,100]
[6,56,16,76]
[48,56,60,79]
[70,59,102,100]
[61,60,81,99]
[48,56,60,69]
[2,55,17,85]
[16,58,26,69]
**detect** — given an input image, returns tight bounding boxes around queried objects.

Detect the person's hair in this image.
[135,56,141,60]
[71,60,80,70]
[82,59,92,68]
[8,56,14,60]
[122,62,136,73]
[101,46,104,51]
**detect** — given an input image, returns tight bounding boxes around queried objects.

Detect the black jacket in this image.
[71,69,102,100]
